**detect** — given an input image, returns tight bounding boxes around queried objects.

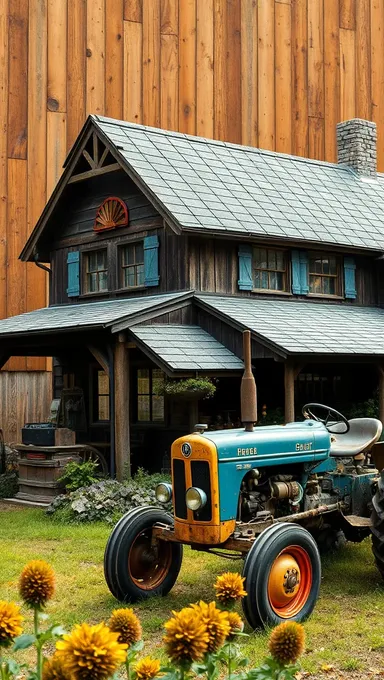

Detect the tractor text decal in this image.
[237,447,257,456]
[295,442,313,451]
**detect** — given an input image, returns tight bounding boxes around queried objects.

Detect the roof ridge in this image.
[93,114,348,173]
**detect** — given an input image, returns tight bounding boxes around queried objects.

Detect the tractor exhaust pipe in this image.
[241,330,257,432]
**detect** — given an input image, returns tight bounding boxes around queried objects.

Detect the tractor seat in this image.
[329,418,383,458]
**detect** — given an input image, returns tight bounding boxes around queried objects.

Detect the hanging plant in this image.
[155,377,217,400]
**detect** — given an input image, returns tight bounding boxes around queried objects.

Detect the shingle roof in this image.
[93,115,384,252]
[131,325,244,371]
[196,294,384,356]
[0,292,190,336]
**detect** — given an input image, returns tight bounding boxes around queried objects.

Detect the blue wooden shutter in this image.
[238,244,253,290]
[67,251,80,297]
[344,256,357,299]
[144,235,160,287]
[291,250,309,295]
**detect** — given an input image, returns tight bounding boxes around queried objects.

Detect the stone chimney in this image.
[336,118,377,177]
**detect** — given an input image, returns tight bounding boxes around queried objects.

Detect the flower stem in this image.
[228,642,232,678]
[34,609,42,680]
[125,657,130,680]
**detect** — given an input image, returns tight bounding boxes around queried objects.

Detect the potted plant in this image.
[155,377,217,400]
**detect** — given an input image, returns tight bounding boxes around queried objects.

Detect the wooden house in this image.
[0,115,384,477]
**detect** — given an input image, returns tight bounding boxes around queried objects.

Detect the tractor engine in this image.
[239,469,304,521]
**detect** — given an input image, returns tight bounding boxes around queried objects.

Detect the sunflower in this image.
[214,572,247,607]
[56,622,127,680]
[268,622,305,666]
[42,654,71,680]
[108,608,142,647]
[19,561,55,609]
[226,612,244,639]
[190,602,230,653]
[163,607,209,665]
[0,601,23,647]
[134,656,161,680]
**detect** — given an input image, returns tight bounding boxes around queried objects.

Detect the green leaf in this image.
[37,612,49,622]
[51,625,66,638]
[5,659,21,676]
[13,634,37,651]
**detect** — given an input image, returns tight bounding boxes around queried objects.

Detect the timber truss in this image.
[68,131,120,184]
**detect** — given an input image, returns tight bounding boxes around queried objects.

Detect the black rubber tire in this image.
[371,471,384,579]
[104,506,183,602]
[242,523,321,629]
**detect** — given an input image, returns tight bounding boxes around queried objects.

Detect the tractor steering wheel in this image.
[302,403,350,434]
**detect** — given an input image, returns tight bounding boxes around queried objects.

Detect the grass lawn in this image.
[0,505,384,678]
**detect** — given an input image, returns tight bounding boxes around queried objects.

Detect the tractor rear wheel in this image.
[242,523,321,629]
[371,471,384,579]
[104,506,183,602]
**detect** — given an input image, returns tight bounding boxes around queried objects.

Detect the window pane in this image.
[275,251,284,270]
[267,250,276,270]
[261,271,269,289]
[138,369,150,394]
[126,246,135,265]
[259,249,267,269]
[269,271,277,290]
[88,252,97,271]
[138,395,150,421]
[88,272,97,292]
[322,257,330,275]
[329,256,337,275]
[98,395,110,421]
[97,251,105,270]
[98,371,109,395]
[152,369,164,392]
[99,271,108,290]
[135,242,144,262]
[309,275,321,294]
[137,265,144,286]
[254,270,261,288]
[328,277,336,295]
[128,268,135,288]
[152,395,165,421]
[322,276,330,295]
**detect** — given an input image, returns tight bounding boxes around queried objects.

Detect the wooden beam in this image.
[378,364,384,427]
[114,337,130,480]
[67,163,121,184]
[87,345,110,377]
[284,361,295,423]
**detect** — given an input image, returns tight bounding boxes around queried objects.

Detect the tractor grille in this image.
[173,458,187,519]
[191,460,212,522]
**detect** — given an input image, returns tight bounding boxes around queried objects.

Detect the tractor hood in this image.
[203,420,330,466]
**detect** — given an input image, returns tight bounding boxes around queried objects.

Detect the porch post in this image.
[378,365,384,426]
[284,361,295,423]
[114,333,130,480]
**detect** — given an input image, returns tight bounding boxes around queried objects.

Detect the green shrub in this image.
[58,459,99,492]
[155,377,216,399]
[46,470,171,524]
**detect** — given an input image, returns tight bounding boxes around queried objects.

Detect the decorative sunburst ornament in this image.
[94,197,128,232]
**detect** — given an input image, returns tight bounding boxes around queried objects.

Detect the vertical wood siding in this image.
[1,2,383,389]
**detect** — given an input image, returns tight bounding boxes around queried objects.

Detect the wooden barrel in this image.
[15,446,80,505]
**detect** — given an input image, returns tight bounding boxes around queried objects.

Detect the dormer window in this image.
[84,249,108,293]
[253,247,288,292]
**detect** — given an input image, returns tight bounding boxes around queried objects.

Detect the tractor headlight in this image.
[155,483,172,504]
[185,487,207,511]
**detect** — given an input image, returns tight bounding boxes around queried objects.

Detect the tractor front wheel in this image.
[242,523,321,629]
[371,470,384,579]
[104,506,183,602]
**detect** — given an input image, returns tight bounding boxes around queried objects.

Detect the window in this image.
[253,247,288,292]
[92,369,110,422]
[121,243,144,289]
[84,249,108,293]
[137,368,165,422]
[308,253,341,296]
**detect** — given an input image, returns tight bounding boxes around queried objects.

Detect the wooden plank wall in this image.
[0,371,52,443]
[2,0,384,358]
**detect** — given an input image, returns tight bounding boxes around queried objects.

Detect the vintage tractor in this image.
[104,331,384,628]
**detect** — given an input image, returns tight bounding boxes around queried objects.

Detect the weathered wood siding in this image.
[0,372,52,443]
[1,0,384,435]
[187,236,379,306]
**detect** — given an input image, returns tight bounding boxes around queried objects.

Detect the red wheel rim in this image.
[128,530,173,591]
[267,545,312,618]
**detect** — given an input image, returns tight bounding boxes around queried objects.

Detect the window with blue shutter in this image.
[344,256,357,299]
[144,235,160,287]
[291,250,309,295]
[67,251,80,297]
[238,244,253,290]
